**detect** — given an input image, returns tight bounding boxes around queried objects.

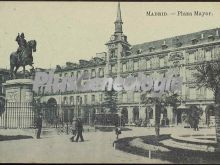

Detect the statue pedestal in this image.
[3,79,33,103]
[1,79,35,128]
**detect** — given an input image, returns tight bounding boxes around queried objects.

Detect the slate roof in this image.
[56,57,106,72]
[131,28,220,55]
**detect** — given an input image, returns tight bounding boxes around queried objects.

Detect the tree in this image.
[0,96,5,116]
[102,89,118,114]
[194,60,220,150]
[141,92,180,138]
[182,105,203,128]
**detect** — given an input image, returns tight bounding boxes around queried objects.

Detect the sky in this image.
[0,2,220,71]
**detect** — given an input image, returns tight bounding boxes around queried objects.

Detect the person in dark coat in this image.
[75,118,84,142]
[36,113,43,139]
[115,124,121,140]
[70,117,77,142]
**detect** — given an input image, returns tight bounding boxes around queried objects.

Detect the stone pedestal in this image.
[3,79,33,103]
[1,79,35,128]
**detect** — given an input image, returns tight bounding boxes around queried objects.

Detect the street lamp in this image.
[118,111,122,127]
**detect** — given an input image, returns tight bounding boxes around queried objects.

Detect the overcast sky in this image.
[0,2,220,70]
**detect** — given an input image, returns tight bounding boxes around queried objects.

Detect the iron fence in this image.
[0,101,35,129]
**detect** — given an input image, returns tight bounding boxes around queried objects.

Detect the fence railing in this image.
[0,102,35,129]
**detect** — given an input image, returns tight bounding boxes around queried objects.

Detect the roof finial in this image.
[115,2,123,33]
[116,2,122,22]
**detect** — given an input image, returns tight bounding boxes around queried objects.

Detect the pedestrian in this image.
[115,124,121,140]
[54,115,59,128]
[195,116,200,131]
[75,118,84,142]
[36,113,43,139]
[70,117,77,142]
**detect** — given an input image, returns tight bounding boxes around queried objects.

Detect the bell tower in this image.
[105,2,130,77]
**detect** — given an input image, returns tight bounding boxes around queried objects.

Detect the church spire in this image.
[114,2,123,33]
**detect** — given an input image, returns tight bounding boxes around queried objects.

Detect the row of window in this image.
[119,87,213,103]
[110,57,169,73]
[62,94,103,105]
[186,47,219,63]
[110,47,220,73]
[61,87,213,105]
[185,87,213,100]
[119,92,141,103]
[58,68,105,79]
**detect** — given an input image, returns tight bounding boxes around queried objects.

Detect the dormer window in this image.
[191,38,198,45]
[126,50,132,56]
[175,38,182,47]
[162,40,168,50]
[208,35,215,41]
[216,30,219,37]
[201,33,204,39]
[149,47,155,52]
[137,49,142,54]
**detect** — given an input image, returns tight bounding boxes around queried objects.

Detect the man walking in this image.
[115,124,121,140]
[70,117,77,142]
[75,118,84,142]
[36,113,43,139]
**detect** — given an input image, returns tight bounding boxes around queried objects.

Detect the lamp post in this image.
[88,106,91,126]
[118,111,122,127]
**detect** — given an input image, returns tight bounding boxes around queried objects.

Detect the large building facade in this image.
[36,3,220,127]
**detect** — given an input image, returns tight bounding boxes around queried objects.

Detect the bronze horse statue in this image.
[10,40,37,79]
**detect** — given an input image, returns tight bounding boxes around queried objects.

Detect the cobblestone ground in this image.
[0,127,215,163]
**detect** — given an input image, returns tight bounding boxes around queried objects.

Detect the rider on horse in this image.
[15,33,27,63]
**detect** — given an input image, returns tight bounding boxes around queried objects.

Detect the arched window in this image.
[70,96,74,105]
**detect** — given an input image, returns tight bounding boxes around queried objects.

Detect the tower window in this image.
[111,50,115,58]
[91,69,96,78]
[137,49,142,54]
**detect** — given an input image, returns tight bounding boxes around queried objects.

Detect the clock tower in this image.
[105,2,130,77]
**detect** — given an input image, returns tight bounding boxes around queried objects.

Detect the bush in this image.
[94,113,119,126]
[134,119,142,127]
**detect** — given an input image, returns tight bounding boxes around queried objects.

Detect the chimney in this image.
[201,33,204,39]
[216,29,219,37]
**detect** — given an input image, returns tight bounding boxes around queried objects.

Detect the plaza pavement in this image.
[0,126,215,163]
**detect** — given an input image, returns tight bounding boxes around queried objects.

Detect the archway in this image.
[161,107,168,126]
[205,104,215,127]
[121,107,128,124]
[82,106,90,125]
[145,107,153,121]
[90,108,96,125]
[45,98,58,126]
[133,107,139,122]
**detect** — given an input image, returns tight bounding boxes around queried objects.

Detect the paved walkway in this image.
[0,127,215,163]
[0,127,170,163]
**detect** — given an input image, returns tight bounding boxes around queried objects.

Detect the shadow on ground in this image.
[0,135,33,141]
[115,134,220,164]
[95,126,132,132]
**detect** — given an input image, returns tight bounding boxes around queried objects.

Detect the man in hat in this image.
[75,118,84,142]
[36,113,43,139]
[20,33,27,47]
[70,117,77,142]
[15,32,27,63]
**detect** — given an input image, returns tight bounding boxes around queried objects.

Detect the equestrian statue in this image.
[10,33,37,79]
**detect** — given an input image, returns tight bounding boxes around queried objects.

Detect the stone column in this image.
[127,106,133,124]
[151,105,155,126]
[200,105,207,127]
[166,106,174,125]
[139,106,146,121]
